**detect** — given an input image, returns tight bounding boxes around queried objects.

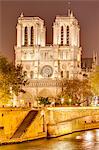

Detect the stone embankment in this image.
[0,107,99,145]
[0,107,46,145]
[47,107,99,137]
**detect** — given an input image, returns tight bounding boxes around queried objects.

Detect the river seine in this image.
[0,129,99,150]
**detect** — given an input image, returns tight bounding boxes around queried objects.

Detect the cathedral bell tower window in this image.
[61,71,63,78]
[61,26,64,46]
[67,26,69,46]
[24,27,28,46]
[31,26,33,46]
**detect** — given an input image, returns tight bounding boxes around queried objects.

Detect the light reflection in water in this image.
[96,129,99,138]
[0,129,99,150]
[83,131,94,141]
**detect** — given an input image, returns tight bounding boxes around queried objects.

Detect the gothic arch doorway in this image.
[38,88,54,98]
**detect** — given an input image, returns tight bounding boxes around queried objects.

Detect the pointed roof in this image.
[20,12,24,18]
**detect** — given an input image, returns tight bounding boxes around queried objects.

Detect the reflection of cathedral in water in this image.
[15,10,82,105]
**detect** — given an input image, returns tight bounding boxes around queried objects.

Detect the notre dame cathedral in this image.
[15,9,83,106]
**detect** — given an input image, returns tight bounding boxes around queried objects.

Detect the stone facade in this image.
[14,10,82,106]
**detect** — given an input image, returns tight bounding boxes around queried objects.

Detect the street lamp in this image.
[94,96,98,106]
[51,101,55,107]
[61,98,64,105]
[69,98,72,106]
[41,110,45,132]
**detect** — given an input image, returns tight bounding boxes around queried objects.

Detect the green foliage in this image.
[90,66,99,95]
[9,64,28,96]
[37,97,51,106]
[58,79,93,106]
[0,56,28,104]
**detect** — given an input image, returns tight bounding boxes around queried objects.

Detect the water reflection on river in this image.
[0,129,99,150]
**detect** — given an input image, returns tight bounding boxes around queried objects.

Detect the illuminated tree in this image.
[90,66,99,95]
[37,97,51,107]
[58,79,92,106]
[0,56,28,105]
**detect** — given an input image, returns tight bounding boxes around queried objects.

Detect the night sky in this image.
[0,0,99,62]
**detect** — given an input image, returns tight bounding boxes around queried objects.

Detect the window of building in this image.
[67,26,69,46]
[24,27,28,46]
[31,26,33,46]
[61,71,63,78]
[30,71,34,79]
[66,71,69,79]
[61,26,64,46]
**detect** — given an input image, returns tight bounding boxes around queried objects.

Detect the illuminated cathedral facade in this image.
[14,10,82,106]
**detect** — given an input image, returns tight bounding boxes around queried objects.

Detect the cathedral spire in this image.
[67,0,71,16]
[20,12,24,18]
[67,0,73,17]
[70,10,73,17]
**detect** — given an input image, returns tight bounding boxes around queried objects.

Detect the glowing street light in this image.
[61,98,64,105]
[69,98,72,106]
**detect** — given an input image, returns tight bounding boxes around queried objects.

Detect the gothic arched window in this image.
[66,71,69,79]
[24,27,28,46]
[61,26,64,46]
[61,71,63,78]
[31,26,33,46]
[30,71,34,79]
[67,26,69,46]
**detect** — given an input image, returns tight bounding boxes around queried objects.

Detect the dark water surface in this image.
[0,129,99,150]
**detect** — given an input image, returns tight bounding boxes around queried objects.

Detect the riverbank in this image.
[0,132,46,146]
[0,107,99,145]
[0,129,99,150]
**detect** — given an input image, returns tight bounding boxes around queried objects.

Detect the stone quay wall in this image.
[0,108,46,144]
[0,107,99,144]
[47,107,99,137]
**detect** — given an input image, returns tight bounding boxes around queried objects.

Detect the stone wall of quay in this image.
[47,107,99,137]
[0,108,46,144]
[0,108,29,140]
[0,107,99,145]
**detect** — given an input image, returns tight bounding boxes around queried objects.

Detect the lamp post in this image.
[51,101,55,107]
[69,98,72,106]
[41,110,45,132]
[61,98,64,106]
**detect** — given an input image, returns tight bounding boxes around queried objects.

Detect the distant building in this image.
[14,10,83,106]
[81,52,98,78]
